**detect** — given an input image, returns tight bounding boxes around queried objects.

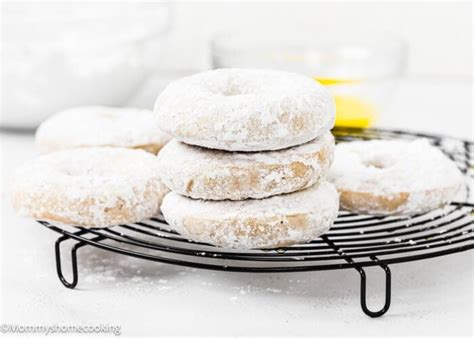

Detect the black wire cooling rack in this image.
[39,127,473,318]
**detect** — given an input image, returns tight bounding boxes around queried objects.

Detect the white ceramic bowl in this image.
[1,2,170,129]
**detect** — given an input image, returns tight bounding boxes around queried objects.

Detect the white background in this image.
[160,1,473,79]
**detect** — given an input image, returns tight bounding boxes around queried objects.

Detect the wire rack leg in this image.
[320,236,392,317]
[54,235,87,289]
[356,258,391,318]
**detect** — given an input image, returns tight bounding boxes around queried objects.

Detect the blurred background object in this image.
[1,1,471,137]
[212,32,407,127]
[156,2,471,78]
[1,2,170,130]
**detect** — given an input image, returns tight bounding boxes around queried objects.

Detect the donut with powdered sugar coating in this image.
[12,147,169,227]
[329,139,464,215]
[154,68,335,151]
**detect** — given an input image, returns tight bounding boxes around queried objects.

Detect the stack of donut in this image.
[155,69,340,249]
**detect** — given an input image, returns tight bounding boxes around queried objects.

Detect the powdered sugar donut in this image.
[11,147,169,228]
[161,182,339,249]
[154,68,335,151]
[329,139,464,215]
[36,106,172,154]
[157,132,335,200]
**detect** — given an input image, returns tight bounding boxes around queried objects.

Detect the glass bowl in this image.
[212,31,407,128]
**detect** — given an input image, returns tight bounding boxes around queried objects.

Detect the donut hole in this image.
[363,159,386,169]
[97,111,118,120]
[207,85,246,97]
[361,156,396,170]
[207,76,254,96]
[56,155,134,177]
[59,167,88,176]
[58,165,104,177]
[221,86,244,96]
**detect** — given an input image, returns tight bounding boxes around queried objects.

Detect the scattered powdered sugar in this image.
[35,106,172,153]
[154,68,335,151]
[329,139,464,215]
[160,181,339,249]
[11,147,168,227]
[157,132,335,200]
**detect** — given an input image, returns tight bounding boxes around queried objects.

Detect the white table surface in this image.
[0,79,472,336]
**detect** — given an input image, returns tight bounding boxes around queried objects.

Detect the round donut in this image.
[329,139,464,215]
[35,106,172,154]
[11,147,169,228]
[154,68,335,151]
[161,182,339,249]
[157,132,335,200]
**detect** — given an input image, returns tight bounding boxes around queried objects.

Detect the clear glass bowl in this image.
[212,31,407,128]
[1,2,170,129]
